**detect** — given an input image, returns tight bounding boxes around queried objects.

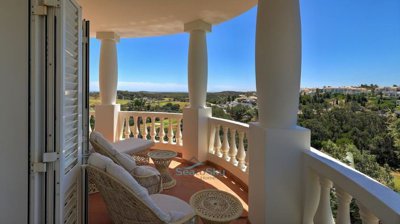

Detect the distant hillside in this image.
[89,91,257,102]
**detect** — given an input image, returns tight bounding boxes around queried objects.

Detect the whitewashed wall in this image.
[0,0,29,222]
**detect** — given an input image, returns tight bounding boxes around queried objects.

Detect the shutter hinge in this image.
[31,0,60,16]
[32,5,47,16]
[43,0,61,7]
[32,152,59,173]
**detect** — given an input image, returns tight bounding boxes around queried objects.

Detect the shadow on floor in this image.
[89,158,249,224]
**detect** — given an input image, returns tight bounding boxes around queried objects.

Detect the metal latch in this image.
[32,152,59,173]
[31,0,60,16]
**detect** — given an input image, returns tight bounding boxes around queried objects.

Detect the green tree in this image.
[322,140,394,187]
[211,106,232,120]
[126,98,148,111]
[228,104,255,123]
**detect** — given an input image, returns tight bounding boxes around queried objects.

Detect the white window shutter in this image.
[55,0,83,223]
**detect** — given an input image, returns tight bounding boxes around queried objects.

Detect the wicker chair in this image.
[87,165,196,224]
[112,137,154,166]
[90,134,162,194]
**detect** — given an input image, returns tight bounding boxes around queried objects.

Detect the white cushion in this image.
[90,131,119,156]
[88,153,113,171]
[133,166,160,177]
[106,162,171,222]
[150,194,195,222]
[115,153,137,173]
[112,138,155,154]
[106,161,148,197]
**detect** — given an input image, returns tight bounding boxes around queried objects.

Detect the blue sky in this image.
[90,0,400,92]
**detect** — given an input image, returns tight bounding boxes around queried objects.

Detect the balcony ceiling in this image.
[77,0,257,38]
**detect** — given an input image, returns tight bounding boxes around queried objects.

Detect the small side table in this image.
[148,150,177,189]
[190,189,243,224]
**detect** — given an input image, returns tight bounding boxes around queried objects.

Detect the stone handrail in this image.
[118,111,183,152]
[208,117,249,185]
[303,148,400,224]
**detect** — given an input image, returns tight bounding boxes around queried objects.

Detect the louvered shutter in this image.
[55,0,83,223]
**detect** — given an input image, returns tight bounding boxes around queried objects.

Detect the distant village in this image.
[301,86,400,97]
[212,86,400,110]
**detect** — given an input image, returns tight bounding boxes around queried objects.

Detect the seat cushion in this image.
[115,153,137,173]
[90,131,119,157]
[150,194,195,223]
[106,162,171,222]
[88,153,113,171]
[106,161,148,197]
[91,132,139,172]
[132,165,160,177]
[112,138,155,154]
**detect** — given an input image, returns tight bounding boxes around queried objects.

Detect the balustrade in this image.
[118,111,183,148]
[208,117,249,183]
[304,148,400,224]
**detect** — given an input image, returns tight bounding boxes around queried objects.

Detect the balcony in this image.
[89,111,400,223]
[81,0,400,222]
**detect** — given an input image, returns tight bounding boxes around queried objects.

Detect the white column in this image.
[94,31,120,142]
[248,0,311,223]
[97,31,119,105]
[185,20,210,108]
[182,20,212,162]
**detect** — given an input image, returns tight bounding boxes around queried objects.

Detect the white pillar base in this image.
[182,107,211,162]
[248,122,310,223]
[94,104,120,142]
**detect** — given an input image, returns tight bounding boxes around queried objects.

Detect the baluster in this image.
[117,114,124,140]
[208,124,216,154]
[229,129,238,165]
[221,126,230,161]
[159,117,165,143]
[336,186,352,224]
[168,118,174,144]
[302,168,321,224]
[92,118,95,131]
[142,116,148,140]
[176,118,183,146]
[150,116,156,141]
[245,133,249,174]
[124,115,131,139]
[314,176,334,224]
[357,202,379,224]
[132,116,139,138]
[89,115,93,134]
[237,131,246,170]
[214,125,222,157]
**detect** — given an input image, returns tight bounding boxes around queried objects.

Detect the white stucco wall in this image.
[0,0,29,222]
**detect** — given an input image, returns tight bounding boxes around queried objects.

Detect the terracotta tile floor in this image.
[89,158,249,224]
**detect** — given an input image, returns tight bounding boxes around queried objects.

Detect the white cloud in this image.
[90,81,187,92]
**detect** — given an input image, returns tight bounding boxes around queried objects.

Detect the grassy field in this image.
[393,172,400,192]
[89,96,189,111]
[155,101,189,108]
[89,96,131,109]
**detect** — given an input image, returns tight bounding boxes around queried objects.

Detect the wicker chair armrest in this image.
[132,172,160,179]
[133,173,163,194]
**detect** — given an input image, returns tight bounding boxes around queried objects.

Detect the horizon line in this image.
[88,84,399,93]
